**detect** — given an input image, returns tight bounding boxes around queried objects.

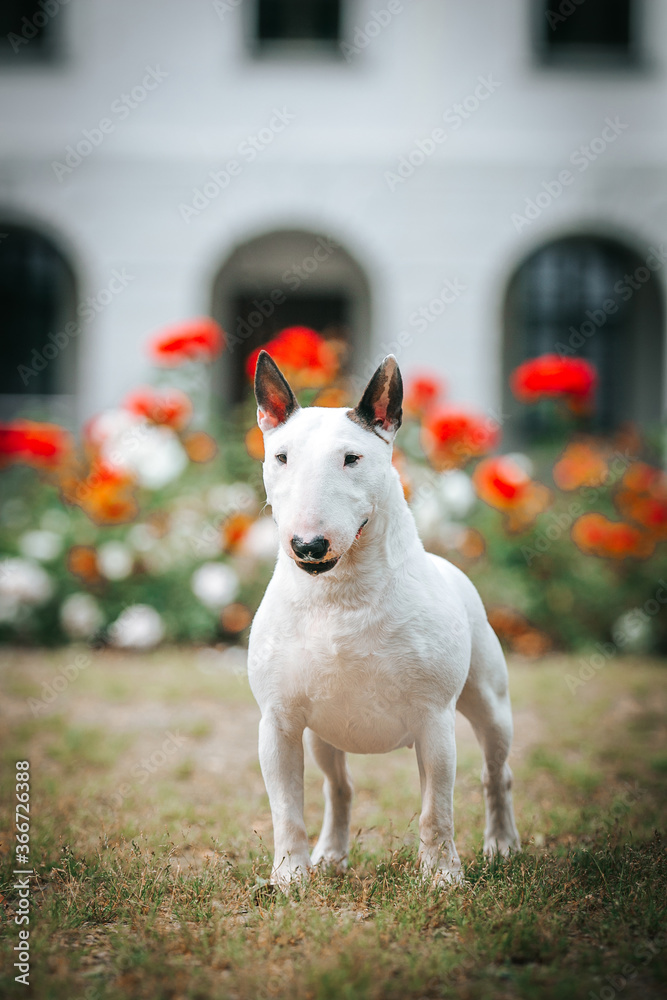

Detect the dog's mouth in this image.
[295,557,340,575]
[293,521,369,575]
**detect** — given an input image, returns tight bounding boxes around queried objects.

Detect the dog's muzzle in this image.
[292,520,369,575]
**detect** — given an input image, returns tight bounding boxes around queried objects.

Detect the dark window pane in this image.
[541,0,635,65]
[0,227,74,396]
[0,0,59,62]
[257,0,340,43]
[505,236,663,438]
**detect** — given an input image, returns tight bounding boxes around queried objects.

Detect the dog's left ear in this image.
[254,350,300,432]
[350,355,403,440]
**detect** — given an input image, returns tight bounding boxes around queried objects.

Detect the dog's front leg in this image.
[415,707,462,886]
[258,713,312,889]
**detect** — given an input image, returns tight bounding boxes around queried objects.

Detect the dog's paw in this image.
[483,832,521,859]
[310,848,348,875]
[270,857,313,892]
[420,863,464,889]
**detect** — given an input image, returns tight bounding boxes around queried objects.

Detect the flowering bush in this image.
[1,323,666,656]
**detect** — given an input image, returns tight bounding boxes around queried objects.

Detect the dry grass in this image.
[0,647,666,999]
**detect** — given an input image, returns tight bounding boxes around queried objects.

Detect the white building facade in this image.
[1,0,666,440]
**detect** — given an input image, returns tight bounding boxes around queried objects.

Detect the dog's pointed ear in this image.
[350,355,403,439]
[254,350,299,432]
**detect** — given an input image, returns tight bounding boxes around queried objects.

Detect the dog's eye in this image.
[276,453,287,465]
[344,454,360,467]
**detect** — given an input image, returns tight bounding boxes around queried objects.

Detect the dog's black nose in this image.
[291,535,330,561]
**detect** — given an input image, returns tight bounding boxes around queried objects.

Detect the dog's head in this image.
[254,351,403,575]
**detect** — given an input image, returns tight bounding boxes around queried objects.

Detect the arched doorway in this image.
[0,223,77,419]
[503,234,664,441]
[211,229,371,406]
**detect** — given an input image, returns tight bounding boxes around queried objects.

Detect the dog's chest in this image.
[282,604,457,754]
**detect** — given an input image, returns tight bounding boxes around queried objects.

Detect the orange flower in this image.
[473,456,551,531]
[182,431,218,463]
[553,441,608,491]
[148,317,225,366]
[245,326,339,388]
[403,372,445,418]
[220,603,253,633]
[245,425,265,461]
[392,448,412,501]
[221,513,254,553]
[487,606,551,658]
[63,462,138,526]
[124,386,193,431]
[67,545,101,585]
[511,354,597,413]
[615,462,667,540]
[571,512,654,560]
[421,407,500,470]
[0,420,74,471]
[313,386,351,408]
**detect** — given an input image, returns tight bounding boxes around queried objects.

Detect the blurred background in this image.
[1,0,666,655]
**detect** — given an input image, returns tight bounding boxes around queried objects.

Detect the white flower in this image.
[92,410,188,489]
[97,541,134,581]
[438,471,476,519]
[18,530,63,562]
[109,604,165,649]
[191,562,239,609]
[127,523,158,552]
[612,610,653,653]
[0,558,53,604]
[506,452,534,477]
[60,593,104,639]
[240,518,279,562]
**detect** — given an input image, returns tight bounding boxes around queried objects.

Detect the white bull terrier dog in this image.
[248,351,520,887]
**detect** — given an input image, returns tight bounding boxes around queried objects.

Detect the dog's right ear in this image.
[254,350,299,432]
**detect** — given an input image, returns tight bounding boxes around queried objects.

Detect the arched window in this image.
[503,234,664,440]
[211,229,371,406]
[0,224,77,418]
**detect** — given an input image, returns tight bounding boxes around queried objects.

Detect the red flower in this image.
[0,420,74,470]
[473,456,551,531]
[511,355,597,413]
[571,513,654,560]
[123,386,193,431]
[148,318,225,366]
[245,326,339,388]
[421,407,500,470]
[403,372,445,418]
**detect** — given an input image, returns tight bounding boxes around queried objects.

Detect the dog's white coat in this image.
[248,362,520,886]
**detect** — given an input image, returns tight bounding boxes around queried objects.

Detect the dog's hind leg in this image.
[305,729,353,872]
[457,621,521,858]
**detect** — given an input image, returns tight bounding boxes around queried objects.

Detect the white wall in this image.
[0,0,665,420]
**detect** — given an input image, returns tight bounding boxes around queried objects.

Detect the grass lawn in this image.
[0,647,666,1000]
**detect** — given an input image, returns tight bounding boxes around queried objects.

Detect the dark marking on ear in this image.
[348,355,403,439]
[254,350,299,431]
